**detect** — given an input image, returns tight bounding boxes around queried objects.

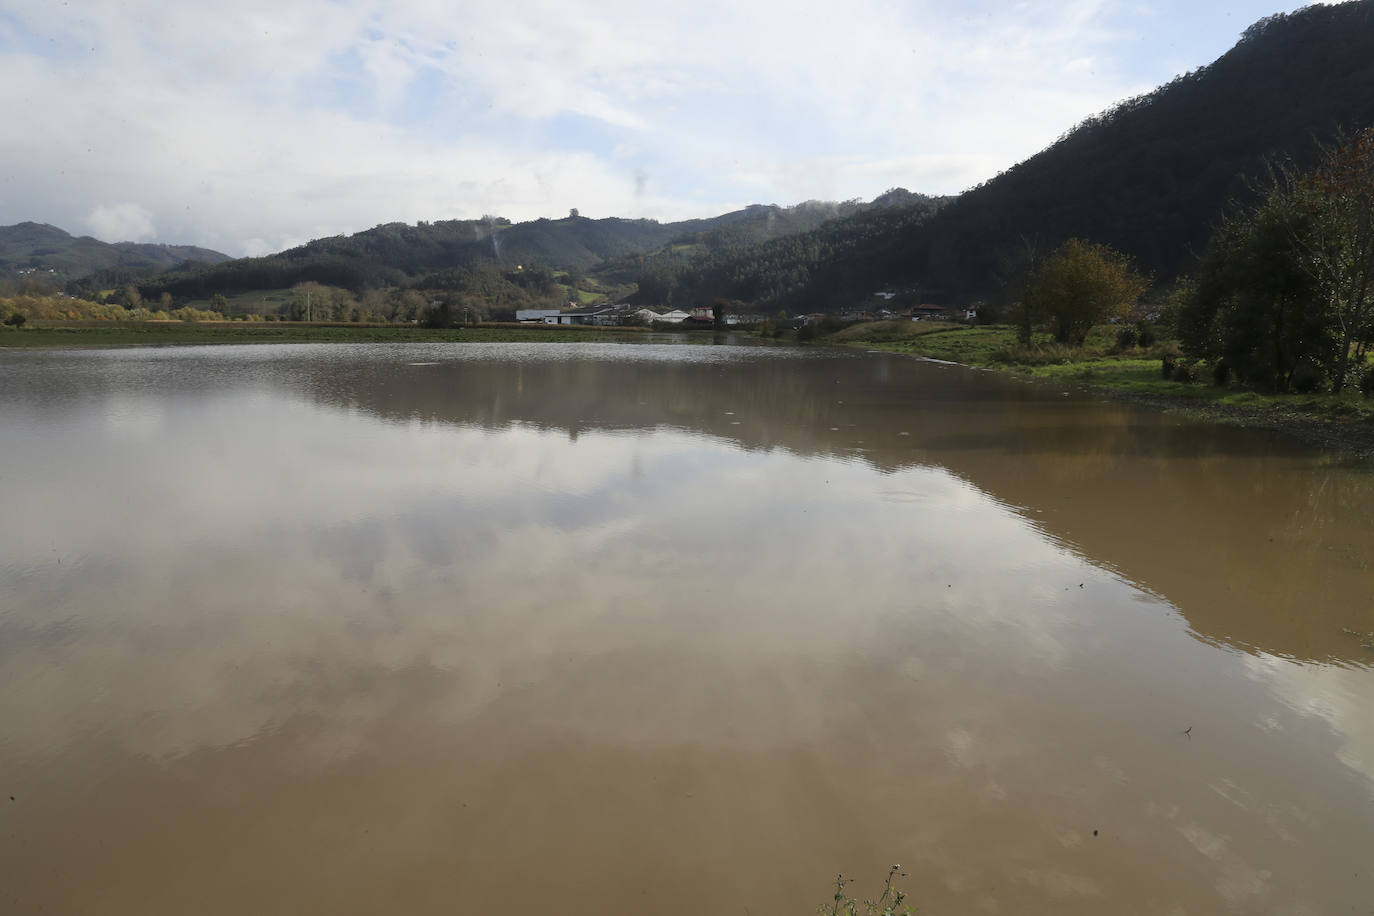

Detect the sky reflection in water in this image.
[0,342,1371,915]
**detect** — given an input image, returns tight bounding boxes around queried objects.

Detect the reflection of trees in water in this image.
[304,352,1374,666]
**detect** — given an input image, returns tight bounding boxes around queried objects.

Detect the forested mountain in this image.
[598,195,947,309]
[0,222,229,285]
[137,196,915,300]
[658,1,1374,311]
[907,0,1374,302]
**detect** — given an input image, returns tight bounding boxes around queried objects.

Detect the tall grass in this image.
[988,341,1080,365]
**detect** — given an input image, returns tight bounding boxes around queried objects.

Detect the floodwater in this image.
[1,341,1371,915]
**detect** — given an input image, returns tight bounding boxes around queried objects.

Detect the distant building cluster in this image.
[516,304,763,327]
[516,295,978,328]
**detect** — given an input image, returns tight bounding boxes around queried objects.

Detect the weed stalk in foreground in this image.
[819,864,913,916]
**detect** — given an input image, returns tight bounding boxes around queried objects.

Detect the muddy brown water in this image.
[1,342,1371,915]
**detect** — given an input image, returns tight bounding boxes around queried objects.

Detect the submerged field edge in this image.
[7,321,1373,460]
[0,322,707,349]
[832,328,1374,462]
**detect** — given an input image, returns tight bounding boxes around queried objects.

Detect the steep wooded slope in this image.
[910,0,1374,300]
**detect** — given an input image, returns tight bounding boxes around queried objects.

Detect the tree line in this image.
[1179,129,1374,394]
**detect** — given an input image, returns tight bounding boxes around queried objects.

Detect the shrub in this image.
[3,313,26,327]
[796,323,817,342]
[1136,321,1157,349]
[1212,359,1231,386]
[1144,339,1182,361]
[1114,326,1138,350]
[1248,363,1276,391]
[990,342,1078,366]
[1172,359,1196,383]
[975,302,1002,325]
[1292,359,1324,394]
[1360,365,1374,398]
[1161,354,1176,379]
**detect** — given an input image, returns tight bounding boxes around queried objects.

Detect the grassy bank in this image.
[828,321,1374,456]
[0,321,668,349]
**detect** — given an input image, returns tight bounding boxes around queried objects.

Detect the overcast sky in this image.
[0,0,1335,256]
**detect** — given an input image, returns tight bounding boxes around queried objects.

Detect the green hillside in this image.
[597,195,947,309]
[135,195,922,301]
[0,222,229,285]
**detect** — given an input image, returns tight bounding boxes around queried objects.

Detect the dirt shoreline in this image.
[965,359,1374,461]
[1092,386,1374,460]
[826,326,1374,462]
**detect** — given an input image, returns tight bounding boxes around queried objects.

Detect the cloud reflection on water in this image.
[1,343,1371,915]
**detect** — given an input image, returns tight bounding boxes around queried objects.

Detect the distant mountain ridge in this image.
[139,192,938,299]
[0,222,230,283]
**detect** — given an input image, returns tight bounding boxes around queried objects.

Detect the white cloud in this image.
[84,203,157,242]
[0,0,1324,255]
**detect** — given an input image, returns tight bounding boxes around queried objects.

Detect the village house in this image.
[515,308,563,323]
[624,307,663,324]
[909,304,952,321]
[546,305,620,325]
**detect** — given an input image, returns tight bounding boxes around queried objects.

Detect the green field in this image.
[0,321,663,349]
[179,289,294,315]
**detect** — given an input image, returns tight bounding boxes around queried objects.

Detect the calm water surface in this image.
[1,342,1371,915]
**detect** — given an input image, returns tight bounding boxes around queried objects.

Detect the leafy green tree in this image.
[1180,130,1374,391]
[1295,128,1374,392]
[1179,188,1325,390]
[1022,239,1148,345]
